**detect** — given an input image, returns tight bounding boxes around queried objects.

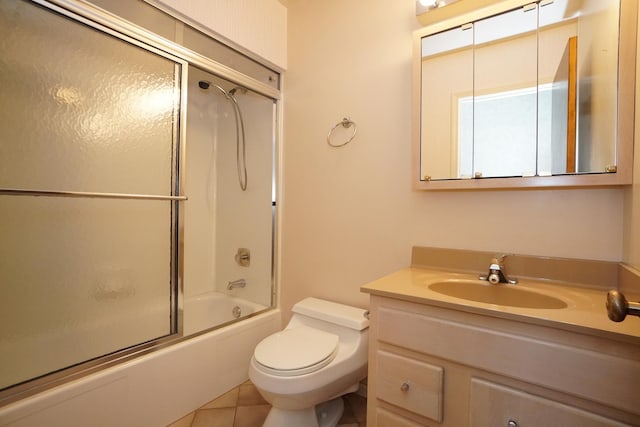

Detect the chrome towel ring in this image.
[327,117,357,147]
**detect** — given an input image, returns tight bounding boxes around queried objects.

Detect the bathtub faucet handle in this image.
[235,248,250,267]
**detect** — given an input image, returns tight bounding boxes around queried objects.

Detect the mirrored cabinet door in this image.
[414,0,634,190]
[537,0,578,176]
[473,5,538,178]
[420,25,473,180]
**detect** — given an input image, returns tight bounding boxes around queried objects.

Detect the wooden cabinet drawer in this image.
[377,408,425,427]
[470,378,631,427]
[376,350,444,422]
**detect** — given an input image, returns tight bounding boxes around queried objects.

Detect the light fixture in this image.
[416,0,462,15]
[418,0,437,7]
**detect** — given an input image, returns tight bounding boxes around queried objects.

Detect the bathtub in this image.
[0,304,281,427]
[183,292,269,336]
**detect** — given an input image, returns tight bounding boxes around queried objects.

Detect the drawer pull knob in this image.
[507,420,518,427]
[400,381,410,392]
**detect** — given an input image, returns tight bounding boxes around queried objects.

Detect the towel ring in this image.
[327,117,357,147]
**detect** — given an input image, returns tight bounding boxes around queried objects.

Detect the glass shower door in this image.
[0,0,184,390]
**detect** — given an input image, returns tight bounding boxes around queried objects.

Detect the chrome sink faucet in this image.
[479,255,518,284]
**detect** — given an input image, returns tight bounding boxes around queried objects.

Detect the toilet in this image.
[248,297,369,427]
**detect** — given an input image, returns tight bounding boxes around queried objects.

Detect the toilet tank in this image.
[292,298,369,331]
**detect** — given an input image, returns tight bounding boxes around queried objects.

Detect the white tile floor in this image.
[167,381,367,427]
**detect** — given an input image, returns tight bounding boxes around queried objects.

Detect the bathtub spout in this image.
[227,279,246,290]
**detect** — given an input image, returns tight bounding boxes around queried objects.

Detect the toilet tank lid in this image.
[292,297,369,330]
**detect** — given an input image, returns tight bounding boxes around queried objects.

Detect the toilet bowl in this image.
[249,297,369,427]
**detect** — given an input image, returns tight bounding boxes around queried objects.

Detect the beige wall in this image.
[281,0,628,318]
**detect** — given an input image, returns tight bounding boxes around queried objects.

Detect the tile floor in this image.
[167,380,367,427]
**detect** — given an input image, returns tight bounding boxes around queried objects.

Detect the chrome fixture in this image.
[235,248,251,267]
[416,0,462,15]
[606,290,640,322]
[227,278,247,290]
[479,255,518,284]
[232,306,242,319]
[327,117,357,147]
[198,80,248,191]
[0,188,187,201]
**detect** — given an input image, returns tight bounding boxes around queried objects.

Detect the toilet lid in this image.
[254,326,339,376]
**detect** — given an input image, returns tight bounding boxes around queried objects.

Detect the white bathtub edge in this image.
[0,309,282,427]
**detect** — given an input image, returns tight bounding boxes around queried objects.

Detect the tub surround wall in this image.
[184,66,275,306]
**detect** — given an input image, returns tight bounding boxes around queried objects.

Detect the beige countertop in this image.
[361,267,640,344]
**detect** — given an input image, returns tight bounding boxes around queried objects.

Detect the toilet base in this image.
[262,397,344,427]
[316,398,344,427]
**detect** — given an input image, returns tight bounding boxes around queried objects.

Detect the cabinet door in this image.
[470,378,631,427]
[377,408,426,427]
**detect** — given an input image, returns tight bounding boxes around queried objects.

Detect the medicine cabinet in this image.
[413,0,636,190]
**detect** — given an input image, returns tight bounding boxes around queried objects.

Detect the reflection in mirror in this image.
[419,0,621,182]
[421,25,473,180]
[538,0,578,175]
[473,5,538,178]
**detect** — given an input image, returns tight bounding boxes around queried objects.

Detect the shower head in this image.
[199,80,247,97]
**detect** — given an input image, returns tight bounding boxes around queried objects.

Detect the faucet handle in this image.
[483,254,518,284]
[493,254,509,264]
[488,255,505,272]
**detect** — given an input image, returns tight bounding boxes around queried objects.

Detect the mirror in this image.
[414,0,635,189]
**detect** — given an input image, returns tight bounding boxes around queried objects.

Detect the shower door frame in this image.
[1,0,281,407]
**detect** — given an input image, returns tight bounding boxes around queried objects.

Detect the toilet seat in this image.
[254,326,339,377]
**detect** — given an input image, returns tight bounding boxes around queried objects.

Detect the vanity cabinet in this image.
[366,295,640,426]
[469,379,626,427]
